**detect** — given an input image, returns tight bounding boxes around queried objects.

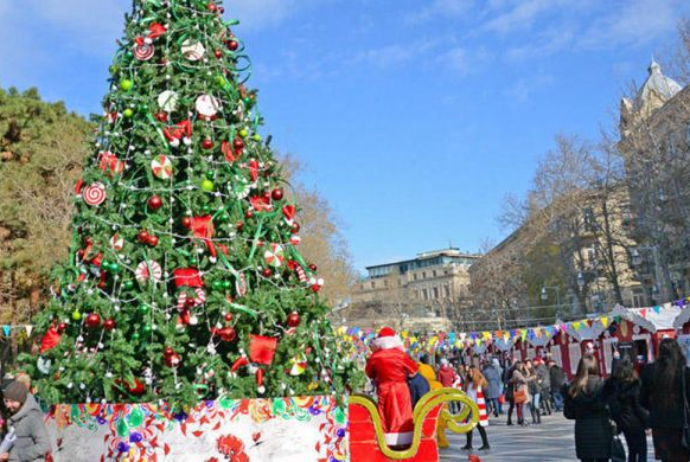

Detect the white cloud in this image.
[506,28,575,61]
[353,40,438,69]
[579,0,686,49]
[506,74,554,103]
[405,0,475,24]
[484,0,577,33]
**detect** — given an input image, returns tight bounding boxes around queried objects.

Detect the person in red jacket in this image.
[365,327,419,448]
[437,358,458,388]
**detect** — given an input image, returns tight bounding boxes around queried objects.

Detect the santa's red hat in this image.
[372,326,403,351]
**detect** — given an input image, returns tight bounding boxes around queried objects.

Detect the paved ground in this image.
[440,410,656,461]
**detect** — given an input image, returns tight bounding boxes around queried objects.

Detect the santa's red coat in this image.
[365,347,418,446]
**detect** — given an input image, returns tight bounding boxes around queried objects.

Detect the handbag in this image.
[610,434,626,462]
[681,367,690,450]
[514,389,528,404]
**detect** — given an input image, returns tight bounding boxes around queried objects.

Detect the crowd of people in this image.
[365,326,690,462]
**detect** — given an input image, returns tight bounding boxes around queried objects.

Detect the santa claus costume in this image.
[365,327,418,447]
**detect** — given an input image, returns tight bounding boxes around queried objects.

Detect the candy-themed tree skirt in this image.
[45,396,347,462]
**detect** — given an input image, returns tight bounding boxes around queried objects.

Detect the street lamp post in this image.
[541,285,562,320]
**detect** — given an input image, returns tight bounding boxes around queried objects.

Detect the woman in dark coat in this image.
[606,357,648,462]
[563,354,612,462]
[640,338,690,462]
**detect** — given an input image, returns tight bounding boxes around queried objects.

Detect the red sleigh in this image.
[349,388,479,462]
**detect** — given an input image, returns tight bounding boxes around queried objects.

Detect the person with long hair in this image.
[462,366,491,451]
[563,354,612,462]
[640,338,690,462]
[525,360,542,424]
[512,361,531,427]
[504,357,518,425]
[606,357,648,462]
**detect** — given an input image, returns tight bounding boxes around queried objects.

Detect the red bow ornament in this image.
[98,151,125,178]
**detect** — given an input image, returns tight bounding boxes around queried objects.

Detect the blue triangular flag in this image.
[2,326,10,337]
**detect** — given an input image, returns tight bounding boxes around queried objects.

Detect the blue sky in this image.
[1,0,689,273]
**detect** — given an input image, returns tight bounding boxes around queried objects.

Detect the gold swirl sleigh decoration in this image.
[349,388,479,461]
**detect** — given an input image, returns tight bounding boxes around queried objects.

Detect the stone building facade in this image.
[341,248,480,331]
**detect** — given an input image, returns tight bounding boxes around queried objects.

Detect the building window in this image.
[370,281,375,289]
[383,279,388,288]
[444,285,451,298]
[413,273,418,281]
[433,270,437,277]
[433,287,439,299]
[422,272,426,279]
[422,289,429,300]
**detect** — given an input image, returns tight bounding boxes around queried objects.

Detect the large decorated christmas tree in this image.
[28,0,360,408]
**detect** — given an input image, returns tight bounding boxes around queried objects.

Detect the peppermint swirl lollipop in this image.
[82,183,106,207]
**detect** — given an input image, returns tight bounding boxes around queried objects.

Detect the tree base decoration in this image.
[44,396,347,461]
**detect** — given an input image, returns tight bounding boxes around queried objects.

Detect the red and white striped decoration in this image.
[82,183,106,207]
[264,244,285,268]
[295,265,308,283]
[109,234,124,252]
[151,155,173,180]
[177,288,206,309]
[235,273,248,297]
[468,386,489,427]
[135,260,163,284]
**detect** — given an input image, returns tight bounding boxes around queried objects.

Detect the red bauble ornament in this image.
[233,138,244,150]
[291,222,301,234]
[104,318,116,331]
[309,264,318,272]
[148,235,159,247]
[181,217,192,229]
[271,188,284,201]
[207,3,218,12]
[185,297,196,309]
[57,323,67,334]
[148,195,163,211]
[123,379,145,396]
[224,313,233,322]
[218,326,236,342]
[287,311,301,328]
[236,221,244,231]
[245,210,253,219]
[202,139,214,150]
[155,112,168,123]
[262,268,273,278]
[164,347,175,357]
[166,352,181,368]
[85,313,102,329]
[214,49,223,59]
[138,230,150,243]
[227,40,239,51]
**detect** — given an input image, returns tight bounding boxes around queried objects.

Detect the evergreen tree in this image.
[26,0,361,406]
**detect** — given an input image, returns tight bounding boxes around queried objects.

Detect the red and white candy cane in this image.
[235,273,248,297]
[135,260,163,284]
[176,288,206,310]
[263,244,285,268]
[82,183,106,207]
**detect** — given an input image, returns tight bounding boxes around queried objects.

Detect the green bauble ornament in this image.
[215,75,226,87]
[212,281,223,290]
[138,304,150,315]
[101,261,111,271]
[109,263,121,274]
[120,79,133,91]
[139,104,149,113]
[123,280,134,291]
[252,133,262,142]
[109,65,119,75]
[72,310,82,321]
[217,213,229,223]
[202,204,212,213]
[239,128,249,138]
[205,171,215,180]
[142,324,152,335]
[123,108,134,118]
[221,281,231,290]
[132,332,140,341]
[201,180,215,192]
